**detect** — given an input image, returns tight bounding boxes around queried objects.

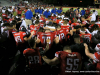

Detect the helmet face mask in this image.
[95,43,100,52]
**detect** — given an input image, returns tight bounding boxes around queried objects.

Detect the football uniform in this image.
[55,51,82,75]
[2,13,8,21]
[37,32,56,49]
[93,52,100,75]
[29,25,40,30]
[56,19,61,24]
[23,47,43,71]
[71,23,80,27]
[39,22,44,28]
[56,29,66,43]
[82,21,88,25]
[79,33,92,43]
[13,32,26,46]
[59,20,64,25]
[61,25,71,41]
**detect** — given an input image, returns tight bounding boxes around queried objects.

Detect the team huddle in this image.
[0,5,100,75]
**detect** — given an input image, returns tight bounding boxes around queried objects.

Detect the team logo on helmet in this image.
[95,43,100,52]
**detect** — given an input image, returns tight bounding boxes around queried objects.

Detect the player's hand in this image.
[54,36,59,44]
[31,31,34,35]
[35,38,41,43]
[46,38,50,43]
[39,48,45,56]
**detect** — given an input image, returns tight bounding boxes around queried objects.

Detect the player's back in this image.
[94,52,100,72]
[23,48,42,71]
[13,32,26,45]
[79,33,92,43]
[56,29,66,43]
[56,51,82,75]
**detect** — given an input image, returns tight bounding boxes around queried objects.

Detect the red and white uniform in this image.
[29,25,40,30]
[30,30,37,36]
[93,52,100,75]
[23,47,43,71]
[55,51,82,75]
[39,22,44,28]
[37,32,56,48]
[71,23,80,27]
[82,21,88,25]
[2,13,8,21]
[56,29,66,43]
[13,32,26,46]
[59,20,64,25]
[56,19,61,24]
[79,33,92,43]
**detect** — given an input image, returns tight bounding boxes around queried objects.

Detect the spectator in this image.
[35,7,39,14]
[51,7,57,15]
[17,8,22,18]
[38,7,43,14]
[57,8,62,14]
[81,8,85,16]
[43,9,51,18]
[70,8,76,19]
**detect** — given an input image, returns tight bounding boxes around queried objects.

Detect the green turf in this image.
[1,7,100,18]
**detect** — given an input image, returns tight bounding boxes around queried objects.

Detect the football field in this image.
[13,7,100,17]
[1,7,100,17]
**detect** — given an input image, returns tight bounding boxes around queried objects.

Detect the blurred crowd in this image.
[0,2,100,75]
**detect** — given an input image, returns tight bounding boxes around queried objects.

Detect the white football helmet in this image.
[95,43,100,52]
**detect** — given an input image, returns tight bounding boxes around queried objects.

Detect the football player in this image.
[42,46,82,75]
[23,37,50,75]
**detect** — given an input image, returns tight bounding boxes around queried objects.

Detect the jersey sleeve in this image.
[55,51,61,58]
[94,52,100,63]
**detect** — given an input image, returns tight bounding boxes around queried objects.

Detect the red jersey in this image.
[61,25,70,41]
[2,13,8,21]
[40,17,45,22]
[56,29,66,43]
[13,32,26,46]
[71,23,80,27]
[51,16,56,21]
[79,33,92,43]
[39,22,44,27]
[82,21,87,25]
[93,52,100,75]
[30,30,37,36]
[29,25,35,30]
[37,32,56,48]
[86,10,89,14]
[56,19,61,24]
[17,10,22,14]
[55,51,82,75]
[29,25,39,30]
[23,48,42,71]
[24,9,27,13]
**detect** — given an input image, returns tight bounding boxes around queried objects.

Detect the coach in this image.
[25,8,33,28]
[43,9,51,18]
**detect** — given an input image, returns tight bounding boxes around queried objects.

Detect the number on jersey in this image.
[15,36,22,43]
[28,56,39,64]
[59,33,65,40]
[66,58,79,70]
[42,36,51,44]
